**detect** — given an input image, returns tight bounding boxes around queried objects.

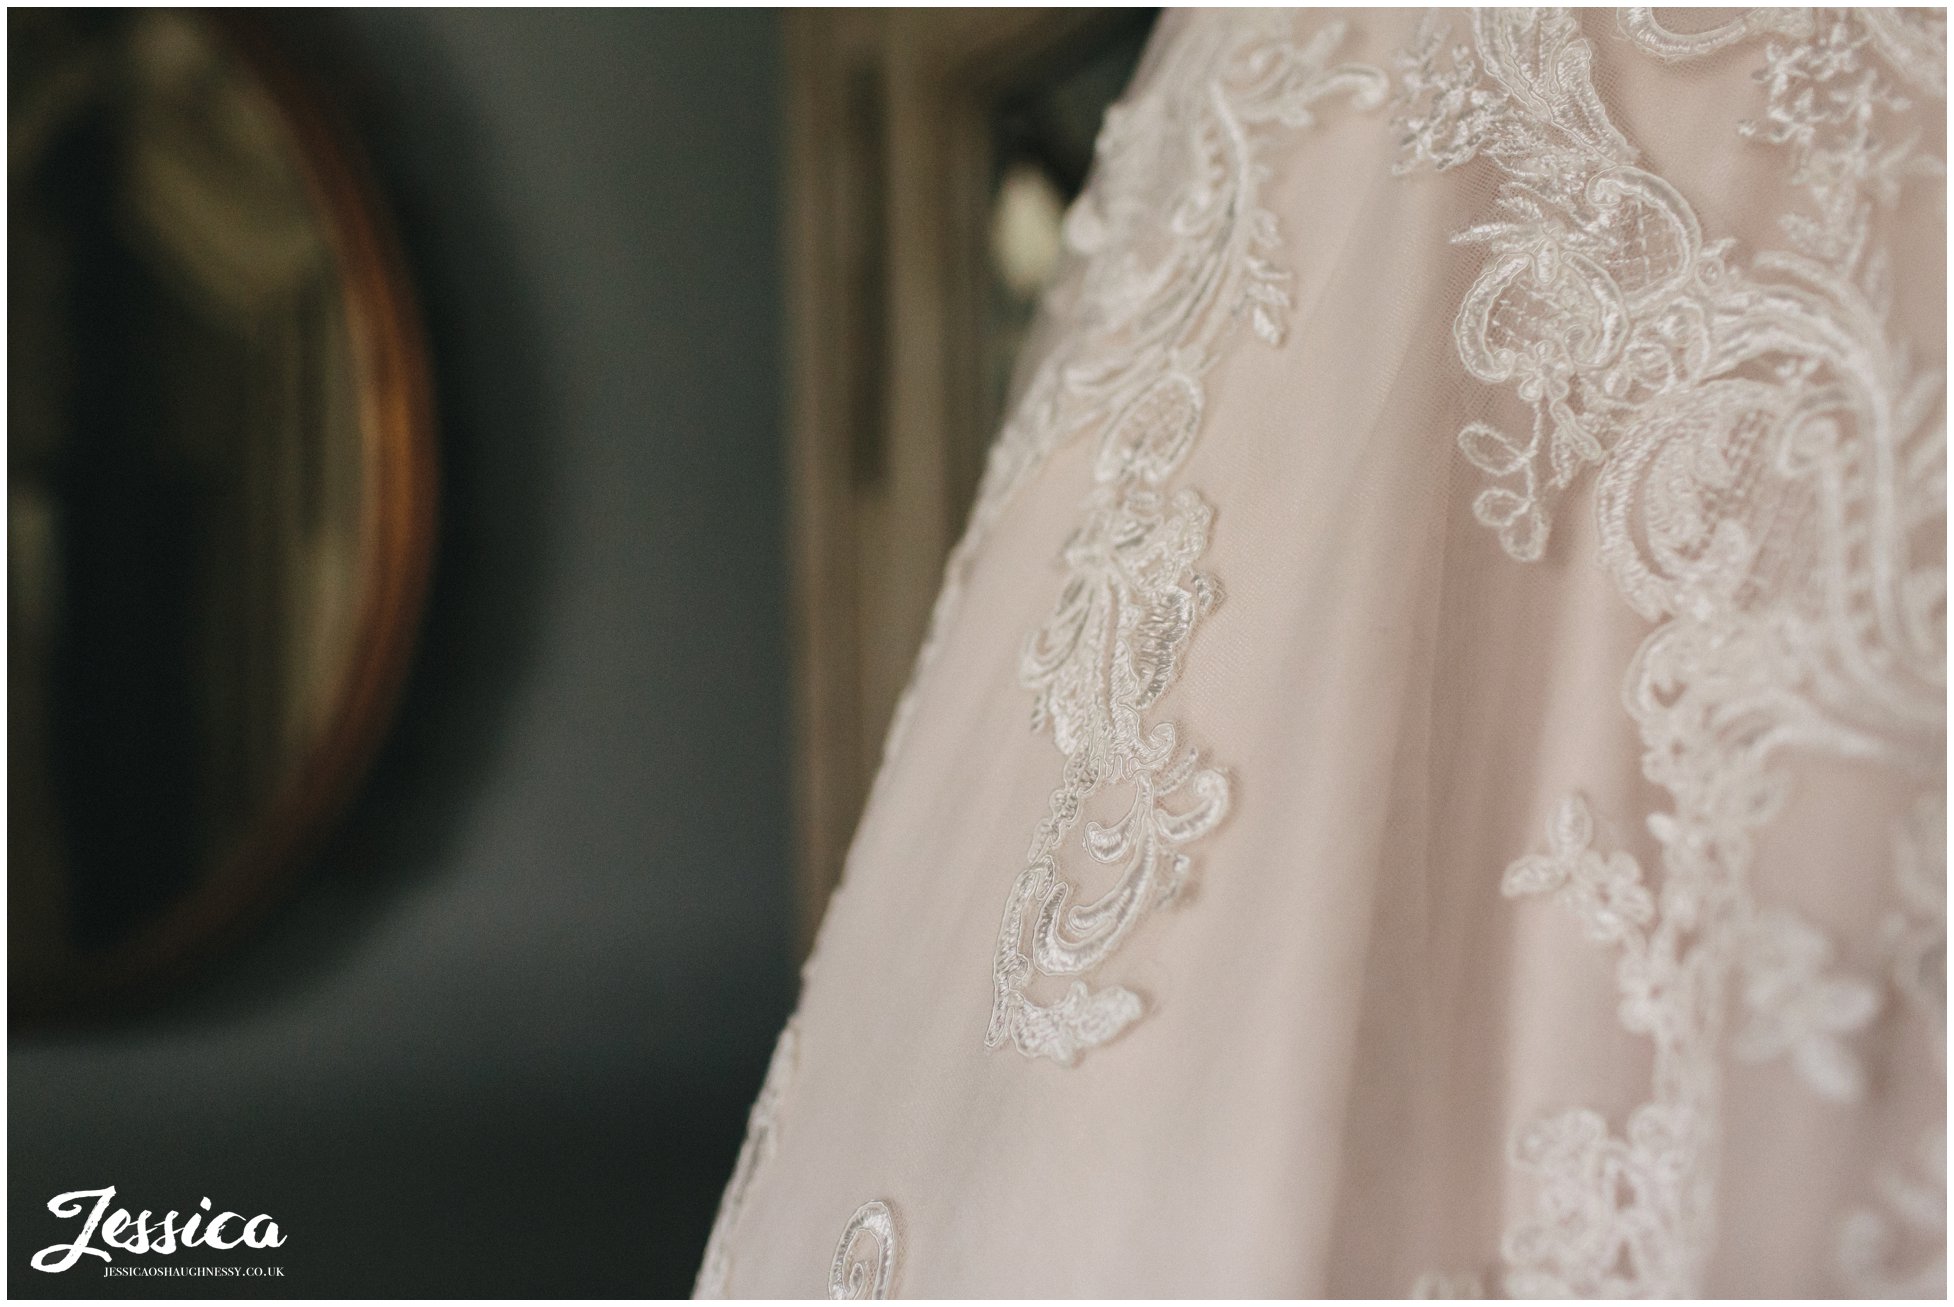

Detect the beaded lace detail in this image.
[829,1200,898,1300]
[982,12,1387,1066]
[1394,8,1945,1296]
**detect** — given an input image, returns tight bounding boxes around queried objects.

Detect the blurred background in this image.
[7,8,1149,1296]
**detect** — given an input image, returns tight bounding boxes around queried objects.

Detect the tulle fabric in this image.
[702,10,1945,1297]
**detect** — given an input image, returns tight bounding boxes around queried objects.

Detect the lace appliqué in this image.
[1395,8,1946,1297]
[1838,797,1947,1296]
[984,16,1387,1065]
[1392,9,1643,562]
[1500,794,1655,944]
[829,1200,898,1300]
[1500,795,1882,1295]
[1733,906,1879,1101]
[694,1021,799,1298]
[1616,7,1814,63]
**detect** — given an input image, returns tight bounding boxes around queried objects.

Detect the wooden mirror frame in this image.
[11,14,438,1023]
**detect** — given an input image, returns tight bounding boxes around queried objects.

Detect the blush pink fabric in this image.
[702,9,1946,1297]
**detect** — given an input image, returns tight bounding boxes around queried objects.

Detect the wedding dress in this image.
[698,8,1946,1297]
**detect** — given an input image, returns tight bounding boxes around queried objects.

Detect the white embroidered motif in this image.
[1732,906,1880,1102]
[983,13,1388,1066]
[829,1200,898,1300]
[1616,7,1814,63]
[1500,795,1883,1294]
[703,11,1940,1292]
[694,1021,799,1298]
[695,15,1393,1291]
[1500,794,1655,944]
[1838,796,1947,1297]
[1496,797,1698,1296]
[1394,8,1945,1297]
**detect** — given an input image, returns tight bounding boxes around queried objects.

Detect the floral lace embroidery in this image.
[876,16,1383,802]
[694,15,1393,1292]
[1732,906,1879,1101]
[1391,9,1641,562]
[829,1200,898,1300]
[1616,7,1814,63]
[1837,796,1947,1296]
[1500,794,1655,944]
[694,1020,799,1298]
[1495,799,1690,1295]
[983,16,1387,1065]
[1500,795,1884,1294]
[1394,8,1945,1296]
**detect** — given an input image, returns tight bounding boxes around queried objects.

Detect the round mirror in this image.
[9,10,436,1018]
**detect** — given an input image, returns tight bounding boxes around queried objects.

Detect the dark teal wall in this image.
[10,9,794,1296]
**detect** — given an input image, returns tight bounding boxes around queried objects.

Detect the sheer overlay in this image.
[698,9,1947,1297]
